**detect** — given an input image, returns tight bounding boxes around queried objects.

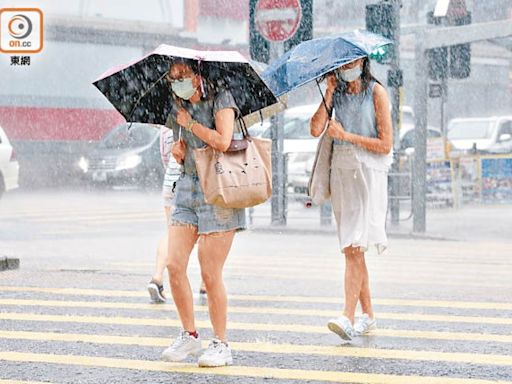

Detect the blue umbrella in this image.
[261,30,393,97]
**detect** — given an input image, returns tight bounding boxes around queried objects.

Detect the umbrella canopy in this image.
[93,45,279,126]
[261,30,393,97]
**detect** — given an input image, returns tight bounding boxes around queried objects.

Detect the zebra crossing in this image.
[1,285,511,383]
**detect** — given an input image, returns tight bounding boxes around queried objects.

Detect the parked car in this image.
[0,125,20,199]
[78,123,163,188]
[447,116,512,154]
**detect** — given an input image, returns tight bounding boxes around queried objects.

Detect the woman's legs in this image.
[342,246,365,324]
[167,224,199,333]
[197,230,236,342]
[358,256,374,318]
[152,207,172,284]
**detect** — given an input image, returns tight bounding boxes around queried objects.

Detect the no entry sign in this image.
[255,0,302,42]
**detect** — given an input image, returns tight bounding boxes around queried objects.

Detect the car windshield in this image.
[99,124,157,149]
[262,118,311,140]
[448,120,494,140]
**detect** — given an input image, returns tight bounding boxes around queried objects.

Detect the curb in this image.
[0,257,20,271]
[248,226,456,242]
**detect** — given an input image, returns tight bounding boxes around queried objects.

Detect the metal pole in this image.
[388,0,402,226]
[413,38,428,233]
[270,42,286,226]
[441,77,448,156]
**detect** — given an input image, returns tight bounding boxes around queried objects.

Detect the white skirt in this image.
[330,145,390,254]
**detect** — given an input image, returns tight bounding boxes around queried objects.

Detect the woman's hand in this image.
[176,108,192,128]
[326,73,337,94]
[171,139,186,164]
[327,119,348,141]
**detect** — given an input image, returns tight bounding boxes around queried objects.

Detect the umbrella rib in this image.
[127,71,168,122]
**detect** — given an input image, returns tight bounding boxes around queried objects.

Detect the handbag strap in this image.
[237,117,250,139]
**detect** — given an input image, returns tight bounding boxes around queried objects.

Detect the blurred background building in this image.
[0,0,510,187]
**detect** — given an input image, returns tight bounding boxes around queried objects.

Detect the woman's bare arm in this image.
[310,75,337,137]
[176,107,235,152]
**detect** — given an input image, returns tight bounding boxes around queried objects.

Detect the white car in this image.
[447,116,512,154]
[0,125,20,198]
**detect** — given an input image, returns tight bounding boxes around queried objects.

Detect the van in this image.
[447,116,512,154]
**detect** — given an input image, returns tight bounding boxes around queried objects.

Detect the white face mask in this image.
[171,78,197,100]
[338,66,362,82]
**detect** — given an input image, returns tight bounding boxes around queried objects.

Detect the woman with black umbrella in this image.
[160,59,245,367]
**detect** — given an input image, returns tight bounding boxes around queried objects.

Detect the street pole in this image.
[270,42,286,226]
[388,0,402,226]
[413,37,428,233]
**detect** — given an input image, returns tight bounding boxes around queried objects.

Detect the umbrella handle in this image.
[316,79,334,120]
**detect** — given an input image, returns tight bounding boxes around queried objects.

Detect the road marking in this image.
[1,286,511,310]
[109,261,512,278]
[0,380,54,384]
[1,330,511,367]
[1,298,511,325]
[1,351,511,384]
[1,312,511,343]
[107,266,512,288]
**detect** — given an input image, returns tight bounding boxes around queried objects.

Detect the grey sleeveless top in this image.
[332,80,377,145]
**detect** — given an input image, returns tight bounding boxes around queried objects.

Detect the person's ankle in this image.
[342,312,355,324]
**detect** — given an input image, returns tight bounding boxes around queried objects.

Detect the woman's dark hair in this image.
[360,57,377,91]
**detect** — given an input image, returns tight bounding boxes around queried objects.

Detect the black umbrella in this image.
[93,45,279,126]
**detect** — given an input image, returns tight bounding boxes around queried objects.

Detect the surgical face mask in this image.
[337,66,362,82]
[171,78,196,100]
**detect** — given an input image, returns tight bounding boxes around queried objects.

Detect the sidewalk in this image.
[248,200,512,243]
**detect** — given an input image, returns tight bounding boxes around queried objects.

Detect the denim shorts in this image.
[170,173,246,234]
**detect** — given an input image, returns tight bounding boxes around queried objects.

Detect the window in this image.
[99,123,157,149]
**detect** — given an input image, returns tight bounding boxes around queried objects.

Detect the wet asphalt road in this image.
[0,189,511,383]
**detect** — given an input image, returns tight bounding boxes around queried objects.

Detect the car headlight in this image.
[115,154,142,171]
[78,156,89,173]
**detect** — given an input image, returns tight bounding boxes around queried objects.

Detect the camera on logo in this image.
[0,8,43,54]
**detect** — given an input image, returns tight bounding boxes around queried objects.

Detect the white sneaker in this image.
[147,281,166,303]
[161,331,202,362]
[198,339,233,367]
[354,313,377,335]
[327,315,356,341]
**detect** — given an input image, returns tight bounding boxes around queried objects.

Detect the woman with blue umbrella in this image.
[263,30,394,341]
[310,55,393,341]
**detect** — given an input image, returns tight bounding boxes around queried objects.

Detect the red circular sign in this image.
[255,0,302,42]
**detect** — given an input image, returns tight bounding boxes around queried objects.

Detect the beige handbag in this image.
[308,127,334,205]
[193,124,272,209]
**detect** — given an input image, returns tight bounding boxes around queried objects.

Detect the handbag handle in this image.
[226,117,251,152]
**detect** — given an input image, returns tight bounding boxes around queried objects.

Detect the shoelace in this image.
[172,332,189,348]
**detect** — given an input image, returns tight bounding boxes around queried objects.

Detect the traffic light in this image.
[426,11,471,80]
[365,2,399,64]
[449,13,471,79]
[249,0,313,63]
[427,11,448,81]
[428,46,449,80]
